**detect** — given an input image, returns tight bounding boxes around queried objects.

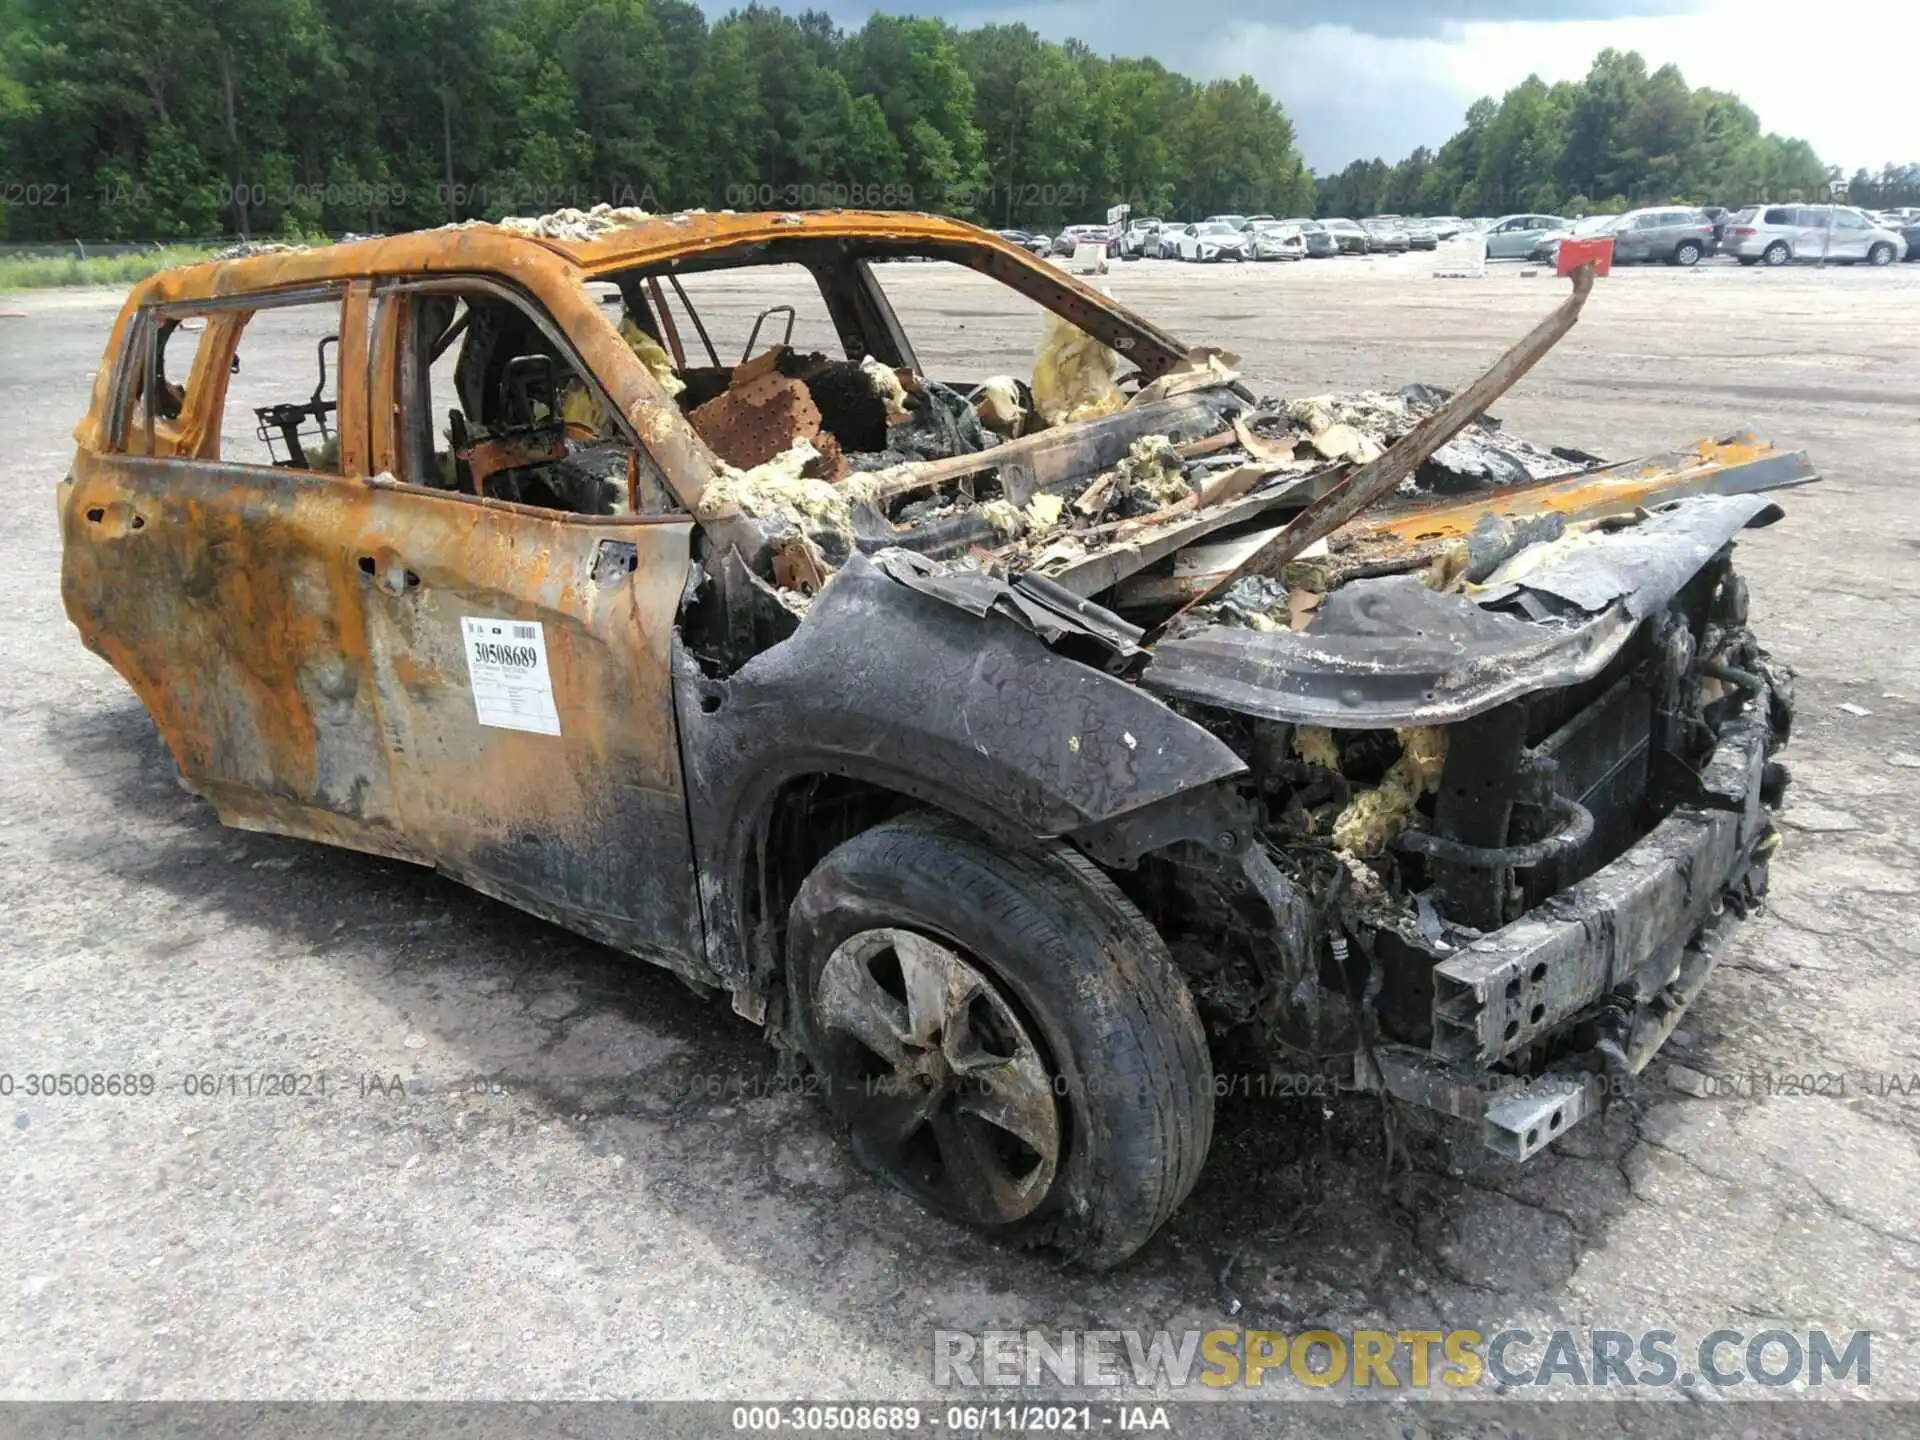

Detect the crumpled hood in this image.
[1138,493,1783,728]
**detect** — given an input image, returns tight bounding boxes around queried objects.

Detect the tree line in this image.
[0,0,1314,241]
[0,3,1894,246]
[1315,49,1876,221]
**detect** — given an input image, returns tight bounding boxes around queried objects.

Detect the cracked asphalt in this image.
[3,254,1917,1424]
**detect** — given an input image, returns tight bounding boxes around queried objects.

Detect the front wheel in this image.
[786,813,1214,1268]
[1674,240,1703,266]
[1763,241,1791,266]
[1868,242,1894,266]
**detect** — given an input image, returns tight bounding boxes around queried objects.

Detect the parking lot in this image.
[4,253,1918,1413]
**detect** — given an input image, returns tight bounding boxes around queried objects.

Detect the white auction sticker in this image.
[460,616,561,735]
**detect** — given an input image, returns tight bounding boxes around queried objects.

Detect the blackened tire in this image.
[1868,242,1895,267]
[786,812,1213,1269]
[1674,240,1703,266]
[1763,241,1791,266]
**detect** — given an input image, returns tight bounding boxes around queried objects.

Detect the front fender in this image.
[675,552,1247,988]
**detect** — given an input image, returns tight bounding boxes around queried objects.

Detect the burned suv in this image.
[62,208,1808,1267]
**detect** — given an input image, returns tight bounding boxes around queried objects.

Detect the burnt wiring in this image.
[1327,870,1416,1187]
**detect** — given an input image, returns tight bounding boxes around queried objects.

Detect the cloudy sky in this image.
[717,1,1906,174]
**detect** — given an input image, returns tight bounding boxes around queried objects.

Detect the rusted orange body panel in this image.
[62,225,719,977]
[1359,434,1791,548]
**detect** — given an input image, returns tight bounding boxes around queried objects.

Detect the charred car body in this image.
[62,208,1810,1267]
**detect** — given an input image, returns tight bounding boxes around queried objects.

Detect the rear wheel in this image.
[1763,241,1791,266]
[786,813,1213,1268]
[1674,240,1703,266]
[1868,242,1895,267]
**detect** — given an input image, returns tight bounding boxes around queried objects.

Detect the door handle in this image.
[81,501,148,536]
[356,553,420,594]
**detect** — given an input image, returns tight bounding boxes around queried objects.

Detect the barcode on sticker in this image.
[512,624,536,641]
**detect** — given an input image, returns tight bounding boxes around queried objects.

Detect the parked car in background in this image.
[1360,217,1410,253]
[1483,214,1569,259]
[1528,212,1622,263]
[1121,218,1163,258]
[1721,205,1906,266]
[1897,218,1920,260]
[1320,217,1371,254]
[1052,224,1119,258]
[1285,219,1340,258]
[1247,221,1307,260]
[1402,219,1438,250]
[1202,214,1251,233]
[1607,206,1718,266]
[1170,220,1249,262]
[995,229,1053,257]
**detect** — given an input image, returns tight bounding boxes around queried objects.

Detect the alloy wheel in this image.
[813,927,1060,1225]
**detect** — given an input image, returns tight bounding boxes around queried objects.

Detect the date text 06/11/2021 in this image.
[730,1405,1172,1432]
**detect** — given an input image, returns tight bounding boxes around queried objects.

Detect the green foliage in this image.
[0,243,220,289]
[1321,49,1837,220]
[0,0,1321,238]
[0,5,1850,244]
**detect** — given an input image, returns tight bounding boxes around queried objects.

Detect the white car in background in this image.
[1169,221,1250,262]
[1721,204,1907,266]
[1247,221,1307,260]
[1120,217,1164,258]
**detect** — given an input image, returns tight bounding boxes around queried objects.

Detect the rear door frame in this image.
[62,280,423,859]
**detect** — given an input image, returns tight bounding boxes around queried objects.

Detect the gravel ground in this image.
[3,252,1917,1422]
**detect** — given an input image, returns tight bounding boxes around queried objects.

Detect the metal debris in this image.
[972,376,1027,438]
[1109,435,1194,514]
[690,370,825,472]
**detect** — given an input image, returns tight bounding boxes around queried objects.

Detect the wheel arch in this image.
[705,760,1042,1024]
[671,551,1247,1017]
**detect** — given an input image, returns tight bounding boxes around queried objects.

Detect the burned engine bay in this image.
[668,267,1813,1146]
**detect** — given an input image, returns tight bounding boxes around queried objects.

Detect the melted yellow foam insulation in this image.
[623,317,685,398]
[558,315,686,431]
[860,356,912,425]
[495,204,655,241]
[698,439,859,530]
[1294,726,1342,769]
[979,498,1028,537]
[1025,492,1065,536]
[559,384,601,429]
[1032,310,1126,426]
[973,491,1078,545]
[1331,727,1449,858]
[1115,434,1192,506]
